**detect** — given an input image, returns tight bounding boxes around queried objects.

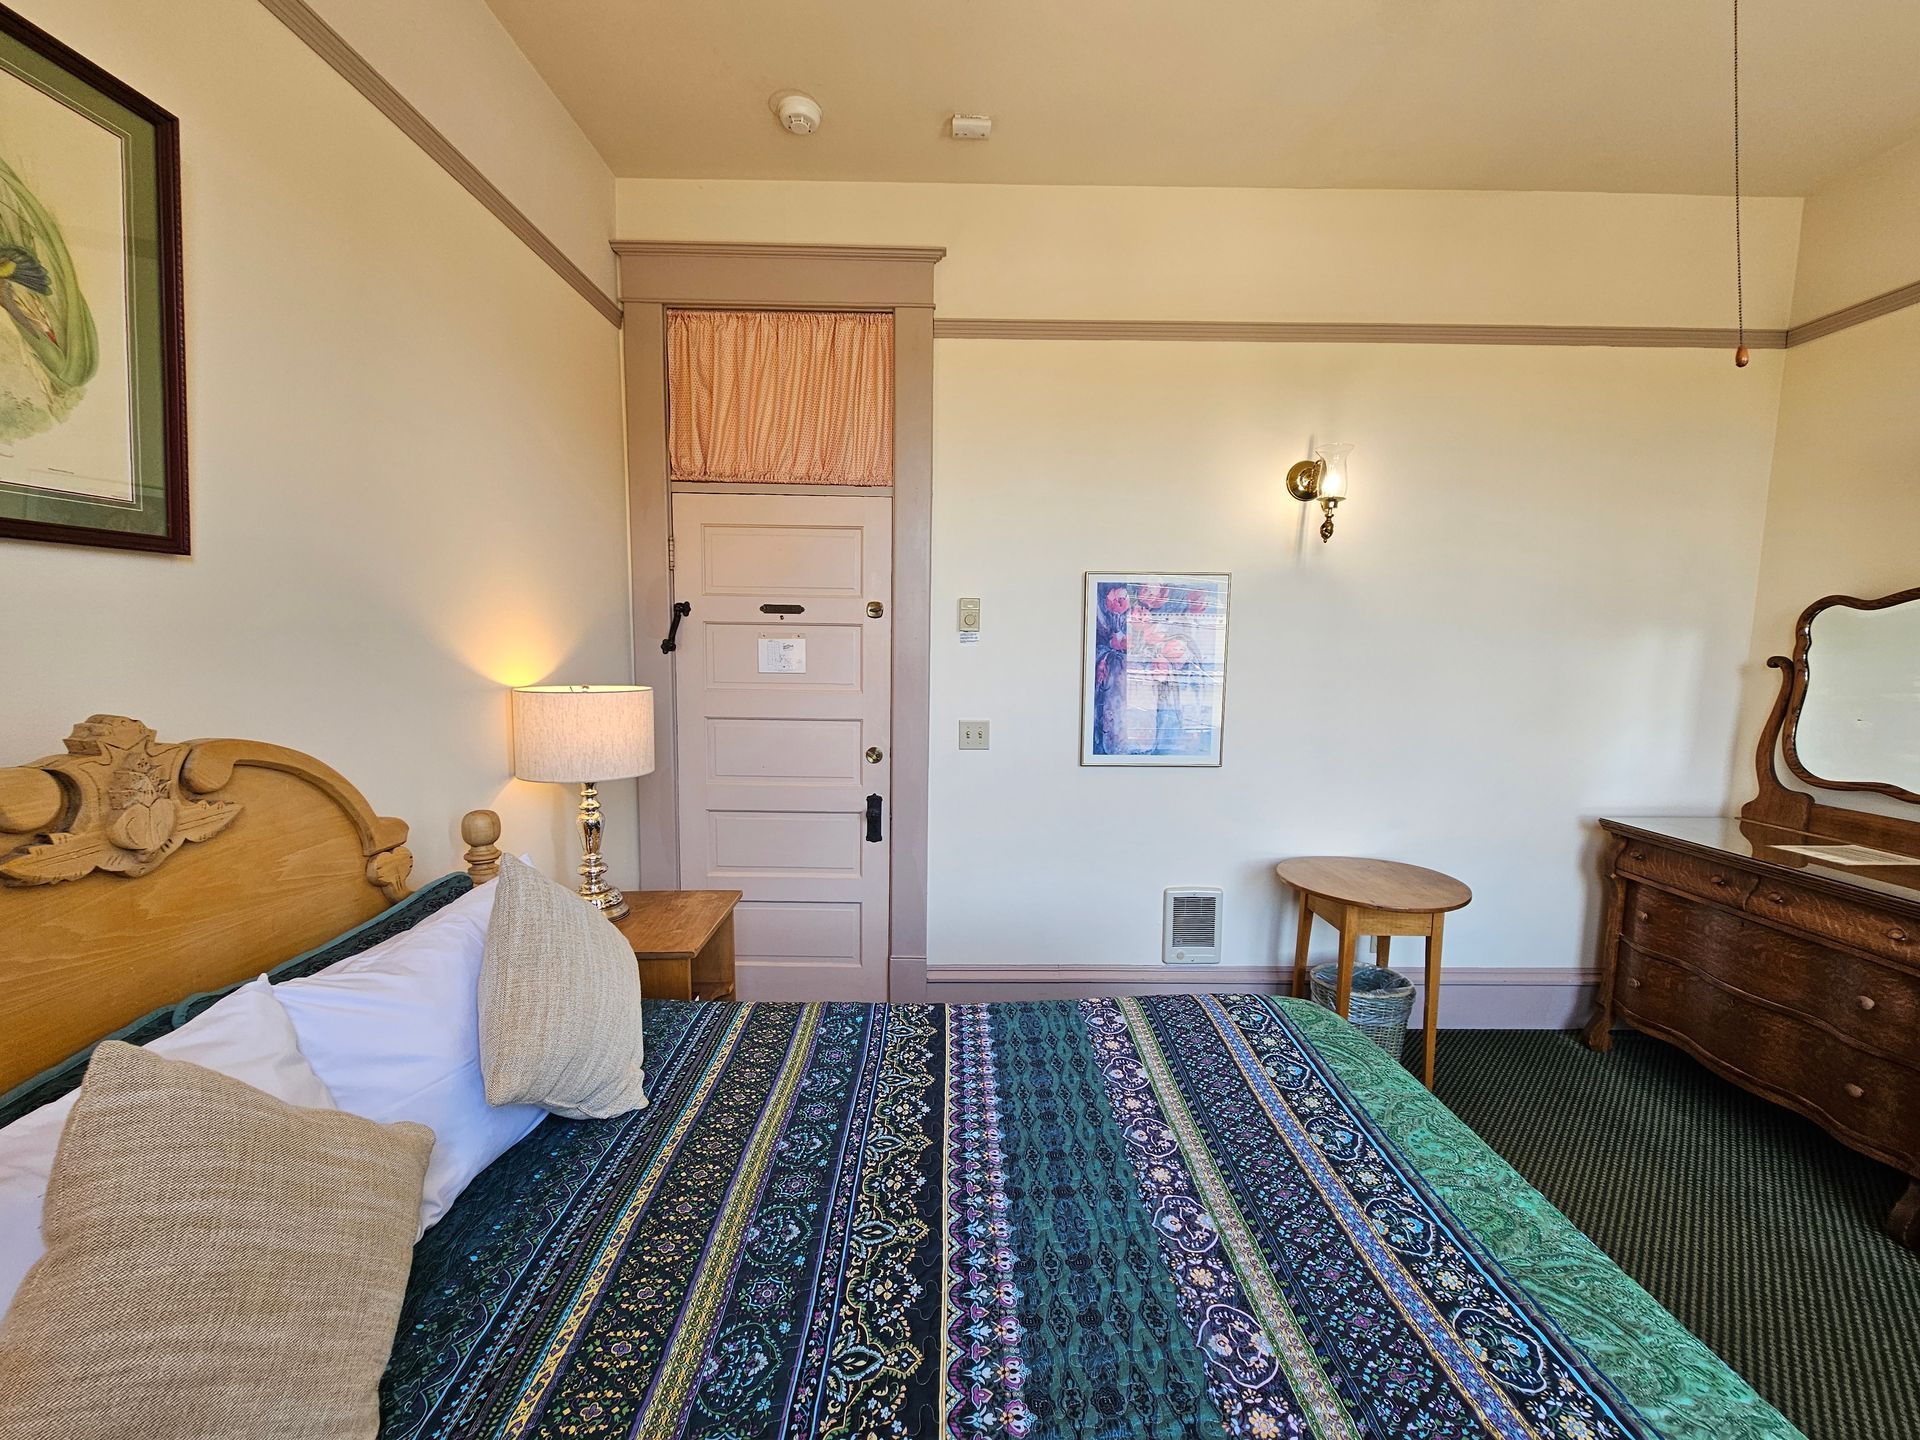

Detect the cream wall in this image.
[311,0,617,297]
[616,180,1801,327]
[0,0,634,883]
[617,180,1797,982]
[1785,132,1920,327]
[1733,142,1920,817]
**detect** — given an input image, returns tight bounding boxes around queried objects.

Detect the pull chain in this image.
[1733,0,1749,367]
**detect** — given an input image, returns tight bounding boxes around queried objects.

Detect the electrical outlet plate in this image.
[958,720,990,750]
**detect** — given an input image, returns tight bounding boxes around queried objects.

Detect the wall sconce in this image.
[1286,442,1354,543]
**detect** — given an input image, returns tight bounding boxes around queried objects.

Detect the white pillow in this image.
[273,877,545,1233]
[0,976,335,1317]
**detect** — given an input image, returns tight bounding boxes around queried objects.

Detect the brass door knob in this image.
[867,600,885,618]
[865,746,884,764]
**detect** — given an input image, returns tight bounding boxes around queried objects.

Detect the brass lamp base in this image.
[574,780,628,921]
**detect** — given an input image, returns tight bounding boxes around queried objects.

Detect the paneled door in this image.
[670,492,892,1001]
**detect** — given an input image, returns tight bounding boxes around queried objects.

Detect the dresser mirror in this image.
[1783,586,1920,806]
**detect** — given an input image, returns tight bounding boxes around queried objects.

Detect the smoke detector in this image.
[949,113,992,141]
[770,91,822,136]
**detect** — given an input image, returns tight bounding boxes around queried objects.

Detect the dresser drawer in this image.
[1624,885,1920,1056]
[1743,878,1920,970]
[1614,841,1757,906]
[1617,948,1920,1167]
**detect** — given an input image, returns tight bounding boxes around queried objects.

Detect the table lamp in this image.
[510,684,654,920]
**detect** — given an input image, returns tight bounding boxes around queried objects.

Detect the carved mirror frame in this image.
[1778,584,1920,807]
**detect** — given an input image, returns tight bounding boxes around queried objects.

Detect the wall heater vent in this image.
[1162,888,1223,965]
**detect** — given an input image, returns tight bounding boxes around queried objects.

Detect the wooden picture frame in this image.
[1777,584,1920,806]
[0,4,187,555]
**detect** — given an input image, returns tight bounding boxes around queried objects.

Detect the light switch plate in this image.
[958,720,990,750]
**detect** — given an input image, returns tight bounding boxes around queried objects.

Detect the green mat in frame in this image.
[1429,1028,1920,1440]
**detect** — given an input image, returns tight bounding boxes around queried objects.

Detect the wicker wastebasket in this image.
[1308,963,1415,1060]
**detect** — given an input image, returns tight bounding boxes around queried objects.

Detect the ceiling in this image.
[484,1,1920,197]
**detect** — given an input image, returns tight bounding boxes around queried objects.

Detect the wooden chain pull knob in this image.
[1734,345,1751,368]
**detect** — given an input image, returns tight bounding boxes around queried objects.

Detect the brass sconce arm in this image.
[1286,456,1344,543]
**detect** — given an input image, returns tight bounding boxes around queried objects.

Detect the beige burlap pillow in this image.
[0,1041,431,1440]
[477,855,648,1119]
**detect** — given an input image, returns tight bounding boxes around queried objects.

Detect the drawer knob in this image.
[1857,994,1878,1012]
[1629,850,1647,861]
[1890,928,1911,944]
[1710,874,1729,887]
[1765,890,1786,904]
[1636,910,1651,922]
[1844,1082,1865,1100]
[1626,977,1642,989]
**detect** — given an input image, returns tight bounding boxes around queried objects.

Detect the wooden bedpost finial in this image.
[461,809,502,884]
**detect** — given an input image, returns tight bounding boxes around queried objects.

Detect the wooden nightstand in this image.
[612,890,741,1001]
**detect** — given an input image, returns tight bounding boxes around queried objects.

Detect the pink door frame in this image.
[616,241,943,1000]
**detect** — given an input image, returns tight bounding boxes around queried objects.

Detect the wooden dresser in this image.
[1587,587,1920,1247]
[1586,816,1920,1244]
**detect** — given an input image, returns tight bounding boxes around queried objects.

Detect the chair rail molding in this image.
[933,318,1791,349]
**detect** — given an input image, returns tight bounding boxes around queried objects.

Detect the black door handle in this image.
[660,601,692,654]
[865,794,883,843]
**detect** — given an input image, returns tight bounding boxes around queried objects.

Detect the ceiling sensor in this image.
[770,91,822,136]
[949,113,992,141]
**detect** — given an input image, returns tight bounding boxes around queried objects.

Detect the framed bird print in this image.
[0,5,186,554]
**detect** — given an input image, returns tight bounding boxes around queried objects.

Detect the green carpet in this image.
[1428,1029,1920,1440]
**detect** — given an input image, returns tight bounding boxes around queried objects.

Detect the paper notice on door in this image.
[1770,842,1920,867]
[757,636,807,674]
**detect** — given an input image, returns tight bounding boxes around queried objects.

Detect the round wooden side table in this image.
[1274,857,1472,1089]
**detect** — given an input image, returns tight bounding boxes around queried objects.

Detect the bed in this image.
[0,718,1804,1440]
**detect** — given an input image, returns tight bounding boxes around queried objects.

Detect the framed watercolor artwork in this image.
[0,5,187,554]
[1082,572,1230,766]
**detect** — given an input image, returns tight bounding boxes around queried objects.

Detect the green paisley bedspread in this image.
[380,996,1802,1440]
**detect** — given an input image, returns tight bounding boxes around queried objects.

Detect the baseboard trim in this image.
[920,964,1598,1029]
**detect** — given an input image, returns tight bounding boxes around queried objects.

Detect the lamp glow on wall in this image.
[1286,442,1354,543]
[511,684,654,920]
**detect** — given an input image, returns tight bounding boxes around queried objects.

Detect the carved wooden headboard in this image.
[0,715,502,1091]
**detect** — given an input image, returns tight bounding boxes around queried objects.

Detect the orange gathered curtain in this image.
[667,309,894,485]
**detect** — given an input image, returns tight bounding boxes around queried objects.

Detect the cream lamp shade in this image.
[510,686,655,783]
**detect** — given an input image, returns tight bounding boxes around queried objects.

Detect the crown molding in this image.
[257,0,622,326]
